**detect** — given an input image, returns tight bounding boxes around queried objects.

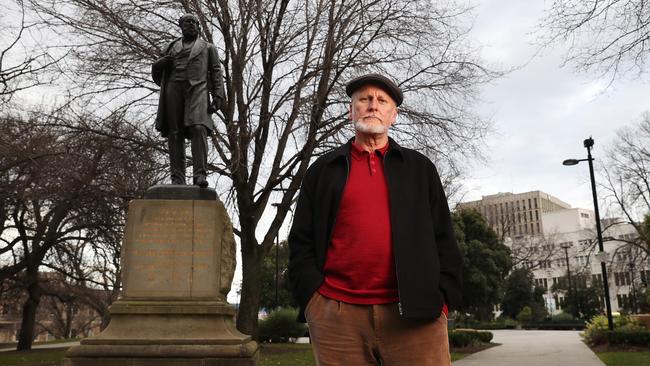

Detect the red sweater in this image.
[318,141,449,317]
[319,141,399,304]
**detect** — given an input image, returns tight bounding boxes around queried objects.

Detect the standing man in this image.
[152,13,225,188]
[289,74,462,365]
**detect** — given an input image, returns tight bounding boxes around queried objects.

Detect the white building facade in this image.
[513,208,646,315]
[460,191,649,316]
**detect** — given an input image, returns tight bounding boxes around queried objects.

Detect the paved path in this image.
[453,330,605,366]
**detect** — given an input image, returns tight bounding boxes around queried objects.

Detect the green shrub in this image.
[448,329,493,347]
[258,307,307,343]
[551,312,574,322]
[606,330,650,346]
[583,315,611,346]
[504,317,518,329]
[477,331,494,343]
[455,317,518,330]
[448,330,474,347]
[521,320,585,330]
[516,306,532,323]
[583,314,645,346]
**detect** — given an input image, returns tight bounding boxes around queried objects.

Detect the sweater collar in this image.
[330,137,404,161]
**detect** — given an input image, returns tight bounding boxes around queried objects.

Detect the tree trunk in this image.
[100,309,111,331]
[236,234,264,338]
[17,270,42,350]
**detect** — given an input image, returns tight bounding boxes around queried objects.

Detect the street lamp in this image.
[271,203,281,309]
[629,262,637,314]
[560,242,575,317]
[562,137,614,330]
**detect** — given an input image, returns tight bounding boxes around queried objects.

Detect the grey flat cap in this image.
[345,73,403,106]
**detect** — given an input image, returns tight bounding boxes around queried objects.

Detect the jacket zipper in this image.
[384,150,404,316]
[325,155,350,263]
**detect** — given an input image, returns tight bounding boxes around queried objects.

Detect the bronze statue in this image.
[152,13,225,188]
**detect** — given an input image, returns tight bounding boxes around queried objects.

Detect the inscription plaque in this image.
[122,200,223,298]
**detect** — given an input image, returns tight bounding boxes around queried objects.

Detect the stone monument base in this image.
[64,300,258,366]
[64,188,257,365]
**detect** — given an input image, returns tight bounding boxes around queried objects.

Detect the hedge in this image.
[583,314,648,346]
[606,330,650,346]
[448,329,493,347]
[521,320,586,330]
[258,307,308,343]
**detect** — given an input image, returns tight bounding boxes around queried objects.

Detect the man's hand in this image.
[208,97,224,114]
[153,55,174,69]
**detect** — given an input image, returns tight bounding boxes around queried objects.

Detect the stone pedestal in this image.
[64,186,258,365]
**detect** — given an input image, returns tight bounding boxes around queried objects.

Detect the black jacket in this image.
[288,138,462,322]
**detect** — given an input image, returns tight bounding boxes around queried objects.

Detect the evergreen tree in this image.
[454,209,512,321]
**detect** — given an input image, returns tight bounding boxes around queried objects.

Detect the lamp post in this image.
[560,242,575,317]
[562,137,614,330]
[271,203,281,308]
[629,262,637,314]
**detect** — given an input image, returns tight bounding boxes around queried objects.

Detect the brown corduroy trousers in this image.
[305,292,451,366]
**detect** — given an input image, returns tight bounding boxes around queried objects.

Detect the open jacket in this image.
[152,37,225,137]
[289,138,463,322]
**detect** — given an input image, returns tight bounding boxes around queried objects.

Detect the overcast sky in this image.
[461,0,648,212]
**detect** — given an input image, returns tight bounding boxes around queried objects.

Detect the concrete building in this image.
[515,208,646,315]
[457,191,571,238]
[458,191,648,316]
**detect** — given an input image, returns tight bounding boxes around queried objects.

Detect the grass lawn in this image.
[0,348,67,366]
[597,351,650,366]
[0,342,489,365]
[258,342,480,365]
[594,347,650,366]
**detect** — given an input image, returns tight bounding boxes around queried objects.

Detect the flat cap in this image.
[345,73,403,106]
[178,13,199,25]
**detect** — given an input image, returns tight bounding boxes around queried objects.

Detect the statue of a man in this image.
[152,13,225,188]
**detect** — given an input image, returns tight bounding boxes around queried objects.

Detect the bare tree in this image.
[0,109,162,350]
[508,233,561,271]
[28,0,498,336]
[600,113,650,258]
[538,0,650,81]
[0,0,64,106]
[35,272,101,339]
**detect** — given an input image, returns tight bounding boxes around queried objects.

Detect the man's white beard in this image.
[353,120,388,135]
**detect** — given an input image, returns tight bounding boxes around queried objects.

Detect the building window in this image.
[591,274,603,287]
[641,270,650,285]
[534,198,538,208]
[614,272,632,286]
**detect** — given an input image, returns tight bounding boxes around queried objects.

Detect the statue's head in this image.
[178,13,200,39]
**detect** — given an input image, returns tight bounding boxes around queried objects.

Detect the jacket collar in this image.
[171,37,206,60]
[327,136,404,164]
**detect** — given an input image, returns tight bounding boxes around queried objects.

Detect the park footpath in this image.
[452,329,605,366]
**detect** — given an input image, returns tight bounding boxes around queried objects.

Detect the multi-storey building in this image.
[530,209,645,314]
[457,191,571,238]
[458,191,648,316]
